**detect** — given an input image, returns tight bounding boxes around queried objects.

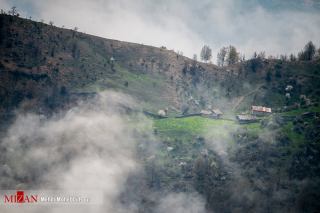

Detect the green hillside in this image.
[1,13,320,212]
[1,14,320,117]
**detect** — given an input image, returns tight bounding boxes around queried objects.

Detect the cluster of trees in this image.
[298,41,318,61]
[199,44,242,66]
[217,46,242,66]
[268,41,319,62]
[198,41,319,66]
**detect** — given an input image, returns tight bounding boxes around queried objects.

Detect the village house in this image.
[212,109,223,119]
[200,108,223,119]
[251,105,272,116]
[158,108,168,117]
[200,110,212,116]
[236,114,258,124]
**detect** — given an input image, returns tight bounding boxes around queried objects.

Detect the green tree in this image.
[227,45,239,65]
[193,54,198,61]
[298,41,316,61]
[200,45,212,63]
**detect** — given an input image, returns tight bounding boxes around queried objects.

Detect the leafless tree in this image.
[8,6,18,16]
[217,47,227,66]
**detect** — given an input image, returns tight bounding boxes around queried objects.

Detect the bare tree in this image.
[240,53,246,62]
[200,45,212,63]
[257,51,266,59]
[8,6,18,16]
[176,50,183,56]
[280,54,288,61]
[72,27,79,38]
[253,52,258,59]
[217,47,227,66]
[289,54,297,61]
[49,21,54,26]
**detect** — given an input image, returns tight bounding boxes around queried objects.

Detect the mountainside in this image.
[1,14,320,213]
[1,14,319,118]
[0,14,221,116]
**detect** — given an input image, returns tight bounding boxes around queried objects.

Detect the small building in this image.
[236,114,258,124]
[251,105,272,116]
[200,110,212,117]
[200,109,223,119]
[212,109,223,119]
[158,109,168,117]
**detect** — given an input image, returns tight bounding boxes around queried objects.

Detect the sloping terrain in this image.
[1,14,320,213]
[2,14,319,118]
[0,14,228,117]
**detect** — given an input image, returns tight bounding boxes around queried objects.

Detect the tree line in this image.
[198,41,320,66]
[2,6,320,66]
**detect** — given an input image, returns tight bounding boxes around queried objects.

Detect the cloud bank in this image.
[0,91,206,213]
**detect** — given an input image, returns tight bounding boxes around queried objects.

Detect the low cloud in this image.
[0,91,207,213]
[0,92,143,212]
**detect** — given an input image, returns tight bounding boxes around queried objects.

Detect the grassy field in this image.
[153,116,263,144]
[72,62,171,111]
[154,116,234,134]
[152,106,316,148]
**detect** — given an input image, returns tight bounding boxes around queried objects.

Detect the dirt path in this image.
[233,84,265,111]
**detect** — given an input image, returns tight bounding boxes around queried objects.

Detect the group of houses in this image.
[156,107,224,119]
[155,104,271,124]
[236,105,272,124]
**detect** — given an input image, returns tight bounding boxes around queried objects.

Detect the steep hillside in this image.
[0,14,319,118]
[1,14,320,213]
[0,14,220,116]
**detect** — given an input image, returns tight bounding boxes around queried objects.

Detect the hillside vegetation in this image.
[1,14,320,212]
[1,14,320,118]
